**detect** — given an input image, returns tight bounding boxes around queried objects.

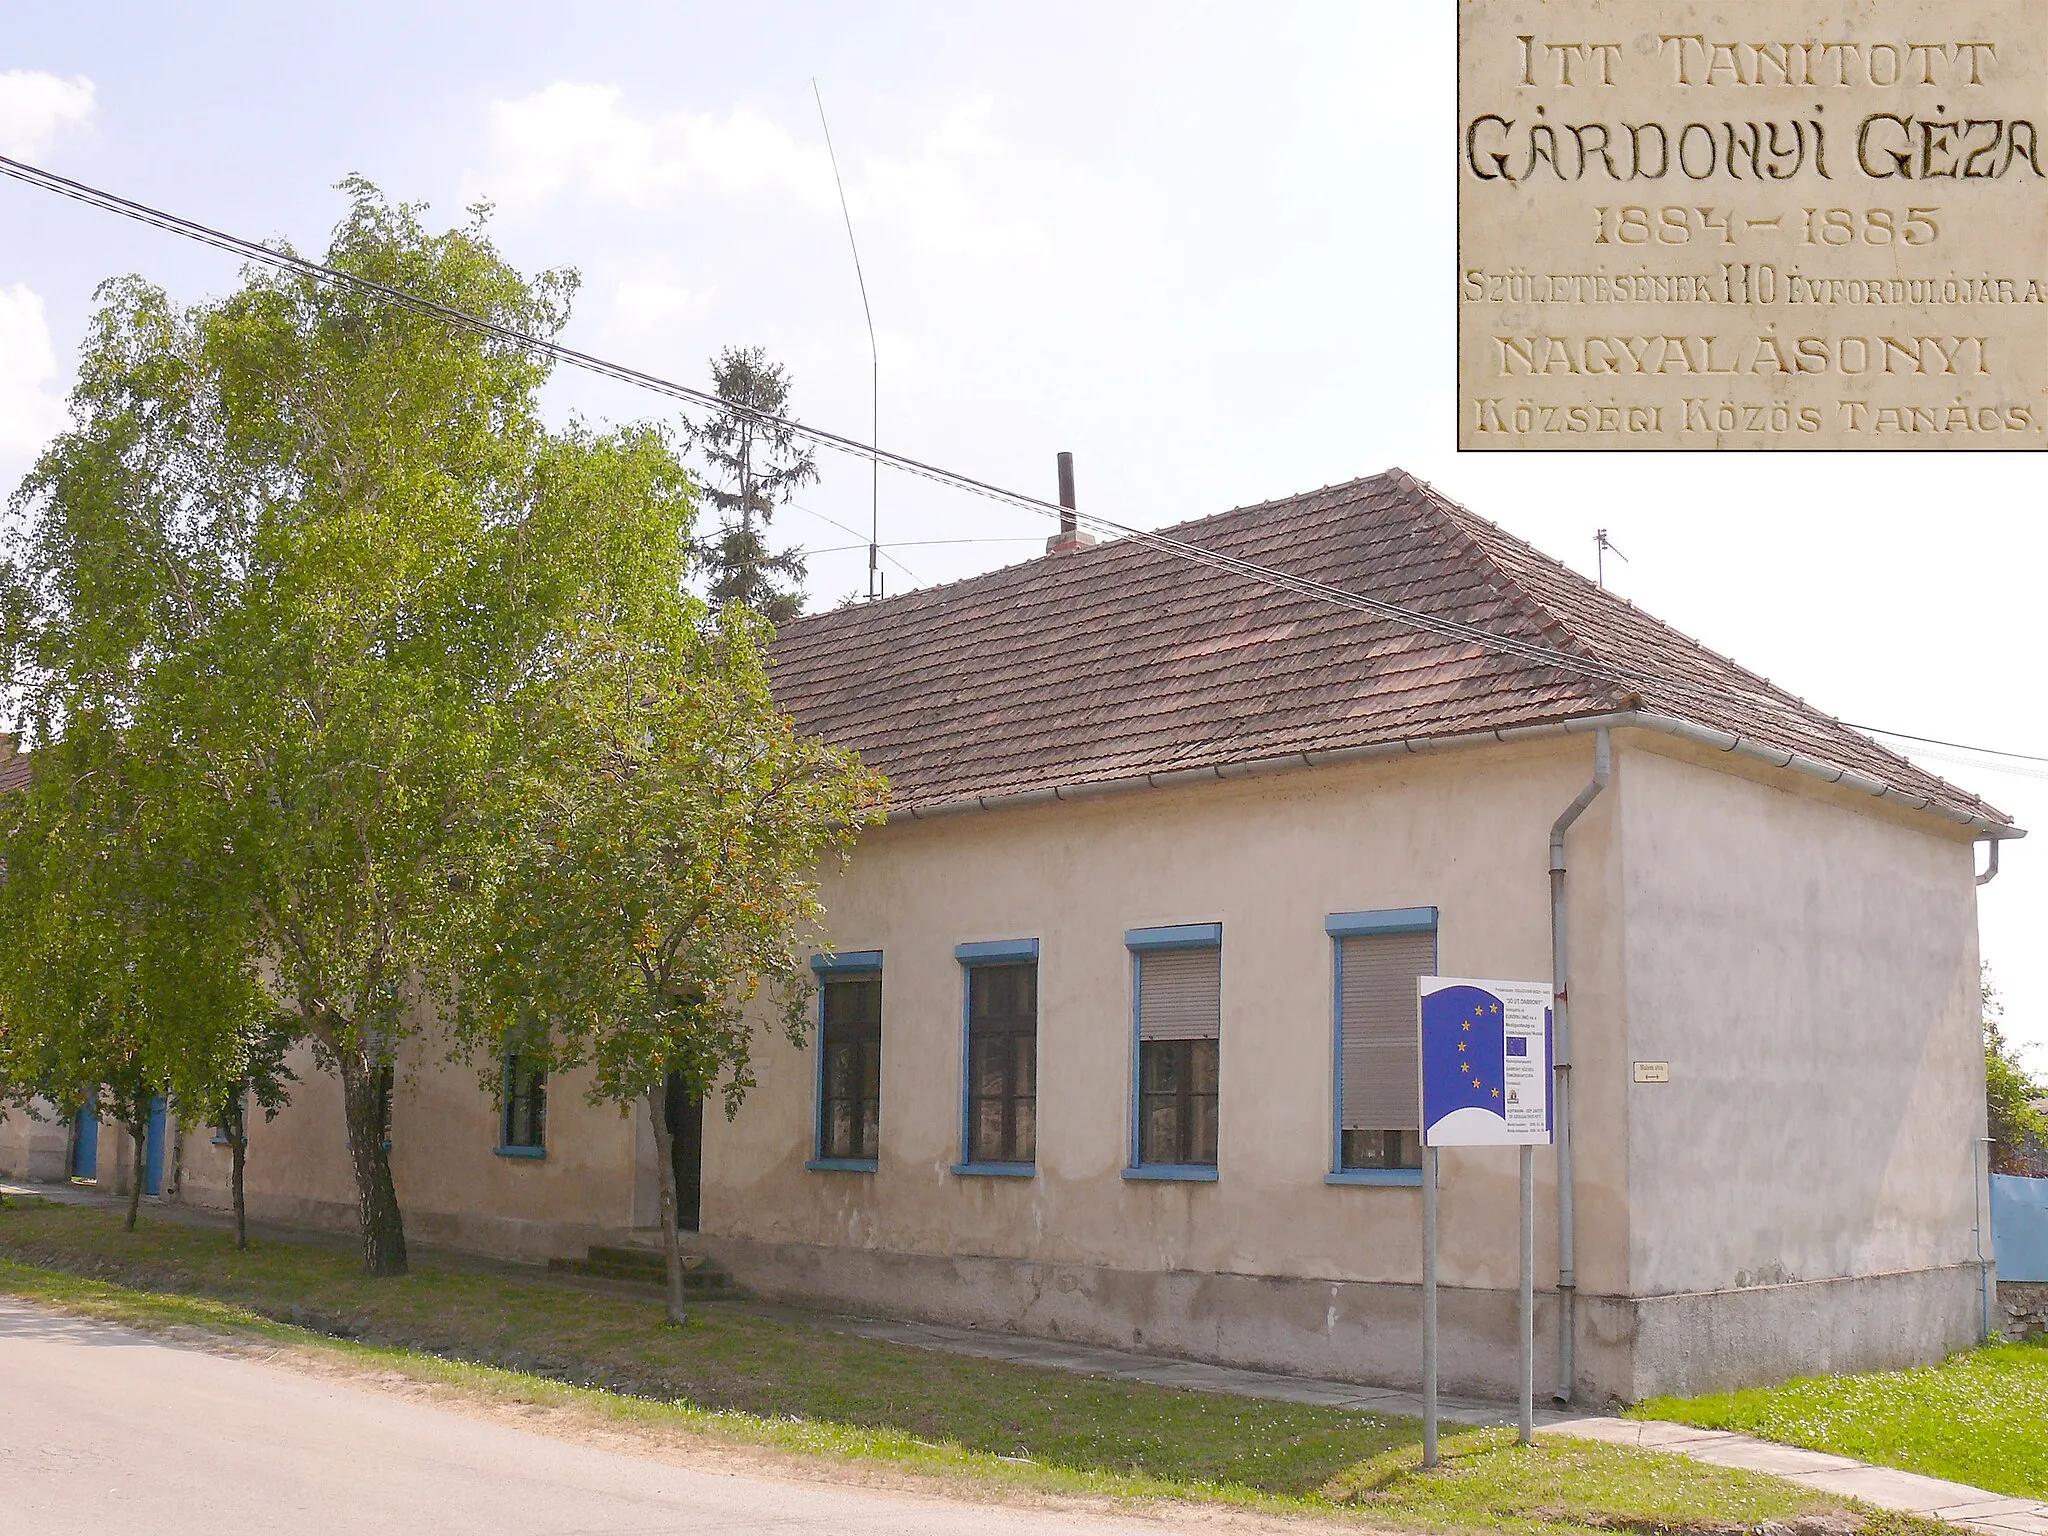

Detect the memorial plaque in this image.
[1458,1,2048,449]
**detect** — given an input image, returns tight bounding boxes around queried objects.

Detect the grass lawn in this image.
[1635,1337,2048,1502]
[0,1199,1951,1533]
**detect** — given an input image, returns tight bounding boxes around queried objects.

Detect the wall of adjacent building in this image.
[175,1037,643,1261]
[0,1097,76,1182]
[1614,737,1988,1395]
[693,735,1628,1394]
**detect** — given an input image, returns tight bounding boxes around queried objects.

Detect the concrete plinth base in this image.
[680,1233,1986,1405]
[1624,1263,1986,1399]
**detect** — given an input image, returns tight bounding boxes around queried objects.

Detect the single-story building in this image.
[13,469,2020,1401]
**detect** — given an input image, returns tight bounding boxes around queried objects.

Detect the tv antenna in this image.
[813,80,881,601]
[1594,528,1629,589]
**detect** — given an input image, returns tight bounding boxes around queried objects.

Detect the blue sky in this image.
[2,2,2042,1062]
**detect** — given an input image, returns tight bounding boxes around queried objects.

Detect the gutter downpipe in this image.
[1974,839,2000,1338]
[1550,728,1611,1404]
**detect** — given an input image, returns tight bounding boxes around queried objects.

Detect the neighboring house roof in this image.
[772,467,2012,833]
[0,738,28,796]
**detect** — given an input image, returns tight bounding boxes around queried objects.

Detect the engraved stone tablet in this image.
[1458,1,2048,449]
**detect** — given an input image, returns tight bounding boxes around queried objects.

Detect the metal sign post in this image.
[1422,1144,1439,1467]
[1418,976,1555,1458]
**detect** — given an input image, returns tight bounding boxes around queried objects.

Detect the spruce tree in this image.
[688,346,817,623]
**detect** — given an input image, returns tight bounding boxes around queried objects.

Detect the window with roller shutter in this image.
[1127,925,1222,1171]
[1329,910,1436,1174]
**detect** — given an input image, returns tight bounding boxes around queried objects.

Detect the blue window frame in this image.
[1124,924,1222,1181]
[953,939,1039,1176]
[1326,907,1437,1187]
[809,951,884,1172]
[497,1052,547,1158]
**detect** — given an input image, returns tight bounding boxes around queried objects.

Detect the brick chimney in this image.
[1044,451,1096,555]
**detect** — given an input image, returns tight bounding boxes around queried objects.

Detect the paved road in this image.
[0,1297,1170,1535]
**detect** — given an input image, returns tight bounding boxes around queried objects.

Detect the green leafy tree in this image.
[460,594,885,1322]
[688,346,816,623]
[1985,968,2046,1175]
[1,181,595,1275]
[183,1008,299,1251]
[0,733,186,1232]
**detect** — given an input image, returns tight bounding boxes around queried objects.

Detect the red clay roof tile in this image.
[764,467,2001,827]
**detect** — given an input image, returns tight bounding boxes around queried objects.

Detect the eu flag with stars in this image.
[1421,983,1508,1140]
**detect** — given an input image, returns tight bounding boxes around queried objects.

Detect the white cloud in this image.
[472,82,835,213]
[0,70,95,160]
[611,272,713,332]
[0,284,68,458]
[469,83,1046,259]
[854,94,1047,260]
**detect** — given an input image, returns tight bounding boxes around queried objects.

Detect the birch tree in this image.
[460,595,884,1322]
[2,182,579,1274]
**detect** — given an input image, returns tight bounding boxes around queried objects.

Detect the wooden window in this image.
[1336,926,1434,1171]
[502,1054,547,1150]
[967,961,1036,1164]
[819,972,882,1161]
[1135,945,1221,1167]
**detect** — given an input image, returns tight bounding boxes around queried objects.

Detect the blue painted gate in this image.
[1991,1173,2048,1283]
[70,1098,99,1179]
[143,1096,167,1197]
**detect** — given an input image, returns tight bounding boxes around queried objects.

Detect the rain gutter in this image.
[887,710,2025,841]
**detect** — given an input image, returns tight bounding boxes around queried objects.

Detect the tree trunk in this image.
[645,1089,688,1326]
[338,1049,407,1276]
[124,1120,145,1233]
[230,1099,249,1251]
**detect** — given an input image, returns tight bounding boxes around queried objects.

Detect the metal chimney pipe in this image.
[1057,451,1077,536]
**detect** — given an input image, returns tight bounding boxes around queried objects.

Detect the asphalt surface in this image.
[0,1297,1169,1535]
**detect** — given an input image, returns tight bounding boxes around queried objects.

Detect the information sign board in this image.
[1419,977,1554,1146]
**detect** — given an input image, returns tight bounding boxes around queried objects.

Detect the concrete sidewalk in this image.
[1546,1418,2048,1536]
[9,1177,2044,1531]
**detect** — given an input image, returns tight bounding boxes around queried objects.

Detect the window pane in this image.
[824,1041,857,1103]
[1189,1089,1219,1165]
[1342,1128,1423,1170]
[972,1038,1008,1098]
[1190,1038,1219,1094]
[1141,1093,1179,1164]
[1012,1096,1036,1163]
[824,974,880,1029]
[1141,1040,1179,1093]
[970,962,1035,1026]
[827,1098,857,1160]
[857,1094,879,1159]
[973,1097,1006,1162]
[1012,1035,1036,1097]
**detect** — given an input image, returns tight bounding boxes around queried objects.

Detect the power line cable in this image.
[0,152,2035,785]
[0,150,1685,698]
[1847,726,2048,767]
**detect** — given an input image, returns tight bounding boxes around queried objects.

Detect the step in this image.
[548,1244,731,1291]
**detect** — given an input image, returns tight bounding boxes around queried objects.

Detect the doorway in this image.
[662,1071,704,1232]
[69,1099,99,1180]
[143,1096,168,1197]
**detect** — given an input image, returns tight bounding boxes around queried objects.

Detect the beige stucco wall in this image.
[177,1035,642,1261]
[1616,741,1987,1298]
[701,737,1625,1302]
[118,720,1991,1396]
[0,1098,74,1183]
